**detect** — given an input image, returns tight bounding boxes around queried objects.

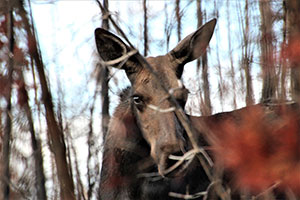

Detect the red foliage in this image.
[0,75,9,97]
[0,18,7,50]
[211,106,300,194]
[16,80,28,107]
[0,17,7,34]
[14,46,28,66]
[0,39,4,49]
[27,35,37,55]
[282,36,300,65]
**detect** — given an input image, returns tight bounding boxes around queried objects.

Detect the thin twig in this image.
[99,49,138,66]
[95,0,134,48]
[168,180,221,200]
[253,181,281,200]
[138,149,212,178]
[147,104,176,113]
[169,191,207,199]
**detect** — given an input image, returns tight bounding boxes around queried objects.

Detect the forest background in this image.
[0,0,299,199]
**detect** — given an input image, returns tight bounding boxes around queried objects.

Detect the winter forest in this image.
[0,0,300,199]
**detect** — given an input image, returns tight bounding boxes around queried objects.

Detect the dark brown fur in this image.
[95,20,216,199]
[99,88,210,200]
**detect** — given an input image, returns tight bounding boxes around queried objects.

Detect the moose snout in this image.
[151,139,184,176]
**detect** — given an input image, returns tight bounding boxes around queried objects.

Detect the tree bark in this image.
[143,0,148,56]
[19,72,47,200]
[197,0,212,115]
[243,0,254,105]
[280,1,288,100]
[1,7,13,200]
[226,0,237,109]
[17,1,75,199]
[285,0,300,103]
[99,0,110,140]
[259,0,276,102]
[175,0,181,42]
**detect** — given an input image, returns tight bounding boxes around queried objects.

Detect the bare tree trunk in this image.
[227,0,237,109]
[197,0,212,115]
[34,28,75,200]
[280,1,288,101]
[143,0,148,56]
[100,0,110,140]
[164,3,171,52]
[19,72,47,200]
[259,0,276,102]
[214,0,226,111]
[102,0,109,30]
[243,0,254,105]
[1,7,13,200]
[17,1,75,199]
[285,0,300,103]
[175,0,181,42]
[93,1,110,198]
[23,26,47,198]
[70,138,86,200]
[87,101,97,200]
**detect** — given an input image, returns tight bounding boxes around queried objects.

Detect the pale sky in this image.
[30,0,264,117]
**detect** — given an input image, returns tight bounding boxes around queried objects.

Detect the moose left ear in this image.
[95,28,129,67]
[94,28,142,83]
[169,18,216,66]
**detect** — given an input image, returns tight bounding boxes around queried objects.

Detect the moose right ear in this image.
[168,19,216,69]
[95,28,141,83]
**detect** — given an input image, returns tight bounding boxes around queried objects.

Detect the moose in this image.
[95,19,216,199]
[95,18,300,200]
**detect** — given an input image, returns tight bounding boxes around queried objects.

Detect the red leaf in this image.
[282,35,300,65]
[16,80,28,108]
[0,17,7,34]
[14,46,28,66]
[0,75,9,97]
[211,106,300,193]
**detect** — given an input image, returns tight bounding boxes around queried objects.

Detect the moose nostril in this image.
[151,142,185,176]
[160,143,182,154]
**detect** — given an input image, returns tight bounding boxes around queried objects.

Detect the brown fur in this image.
[95,19,217,199]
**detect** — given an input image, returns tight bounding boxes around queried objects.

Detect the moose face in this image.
[95,19,216,176]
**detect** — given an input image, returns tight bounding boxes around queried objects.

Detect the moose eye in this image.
[132,95,145,111]
[132,95,144,106]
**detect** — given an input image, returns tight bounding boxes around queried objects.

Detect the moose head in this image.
[95,19,216,176]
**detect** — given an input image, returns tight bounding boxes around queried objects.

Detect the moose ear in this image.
[95,28,141,83]
[169,18,216,66]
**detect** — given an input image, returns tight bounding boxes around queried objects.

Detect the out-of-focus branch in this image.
[169,190,206,199]
[18,71,47,200]
[143,0,148,56]
[168,180,221,200]
[18,0,75,199]
[1,6,14,200]
[99,49,138,66]
[98,0,110,141]
[175,0,181,42]
[95,0,134,48]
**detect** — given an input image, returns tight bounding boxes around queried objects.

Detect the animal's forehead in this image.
[146,56,165,67]
[135,55,177,84]
[132,55,181,100]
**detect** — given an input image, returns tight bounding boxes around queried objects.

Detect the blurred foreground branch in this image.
[17,0,75,199]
